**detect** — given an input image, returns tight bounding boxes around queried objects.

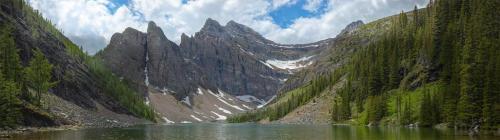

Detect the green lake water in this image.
[9,123,498,140]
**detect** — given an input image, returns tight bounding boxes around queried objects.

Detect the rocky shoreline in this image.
[0,121,146,138]
[0,93,151,138]
[0,125,82,139]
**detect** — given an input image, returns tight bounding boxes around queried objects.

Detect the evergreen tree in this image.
[0,73,21,128]
[0,24,23,84]
[401,97,413,125]
[413,5,420,27]
[420,89,433,126]
[24,48,57,106]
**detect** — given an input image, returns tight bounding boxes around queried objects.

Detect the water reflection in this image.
[8,123,498,140]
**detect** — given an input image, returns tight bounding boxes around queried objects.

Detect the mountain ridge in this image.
[96,18,364,122]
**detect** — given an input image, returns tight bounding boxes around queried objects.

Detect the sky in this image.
[27,0,428,54]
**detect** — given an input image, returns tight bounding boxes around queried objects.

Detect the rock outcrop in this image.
[337,20,364,36]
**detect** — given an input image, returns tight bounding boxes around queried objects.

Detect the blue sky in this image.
[108,0,327,28]
[269,0,328,28]
[28,0,428,54]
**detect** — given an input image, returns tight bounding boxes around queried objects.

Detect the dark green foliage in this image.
[400,96,412,125]
[0,25,22,84]
[332,0,499,129]
[332,81,352,122]
[419,88,441,126]
[0,69,22,128]
[365,95,386,124]
[233,0,500,129]
[0,24,22,128]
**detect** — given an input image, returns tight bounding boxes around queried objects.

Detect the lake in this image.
[8,123,498,140]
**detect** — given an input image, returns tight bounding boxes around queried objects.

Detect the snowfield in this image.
[215,105,232,114]
[207,89,245,111]
[162,116,175,124]
[190,115,203,122]
[258,95,277,108]
[211,111,227,120]
[236,95,266,105]
[181,96,191,106]
[261,56,314,70]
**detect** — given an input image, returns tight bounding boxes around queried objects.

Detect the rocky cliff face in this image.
[100,19,331,104]
[180,18,288,100]
[99,27,148,95]
[145,22,204,99]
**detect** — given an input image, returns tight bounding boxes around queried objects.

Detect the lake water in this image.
[9,123,498,140]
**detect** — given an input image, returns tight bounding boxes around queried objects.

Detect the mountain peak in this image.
[147,21,162,34]
[226,20,239,26]
[225,20,264,39]
[147,21,158,30]
[338,20,364,36]
[201,18,224,32]
[347,20,364,28]
[123,27,141,34]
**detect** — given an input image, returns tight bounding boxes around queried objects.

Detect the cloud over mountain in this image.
[28,0,428,54]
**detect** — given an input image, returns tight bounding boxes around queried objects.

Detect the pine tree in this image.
[24,48,57,106]
[420,88,433,126]
[0,24,23,84]
[0,72,21,128]
[478,0,500,130]
[413,5,420,27]
[401,97,413,125]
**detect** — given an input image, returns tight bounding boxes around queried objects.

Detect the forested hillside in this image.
[333,0,499,130]
[230,0,499,131]
[0,0,154,129]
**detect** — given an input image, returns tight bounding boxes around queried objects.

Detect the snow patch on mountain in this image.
[236,95,266,105]
[242,104,253,110]
[260,60,275,69]
[258,95,277,108]
[197,87,204,95]
[215,105,232,114]
[265,56,314,70]
[162,116,175,124]
[268,43,320,49]
[211,111,227,120]
[181,96,191,106]
[190,115,203,122]
[207,89,245,111]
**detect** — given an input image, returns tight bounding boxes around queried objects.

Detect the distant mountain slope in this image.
[231,0,500,131]
[228,16,394,123]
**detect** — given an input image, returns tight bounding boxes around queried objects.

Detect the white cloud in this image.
[265,0,428,44]
[303,0,324,12]
[271,0,298,9]
[27,0,428,54]
[27,0,145,54]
